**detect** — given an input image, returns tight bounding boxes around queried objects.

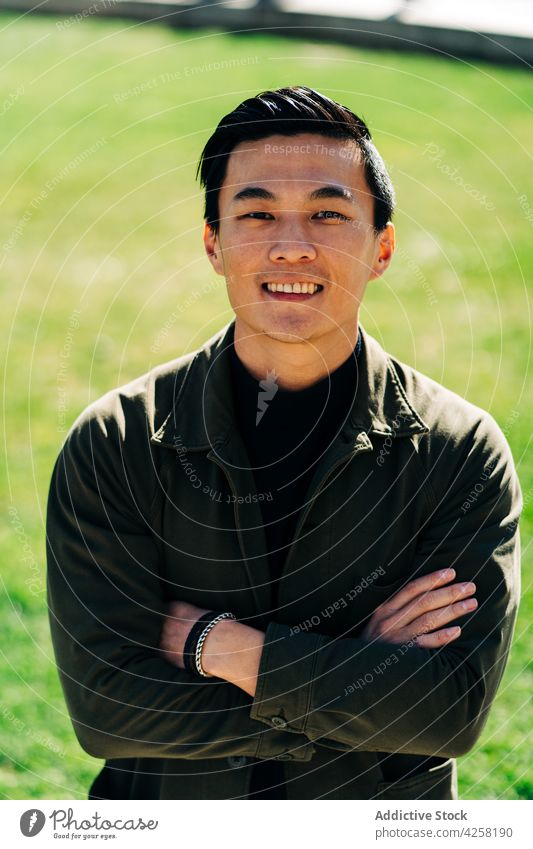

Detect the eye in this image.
[314,210,350,222]
[238,212,274,220]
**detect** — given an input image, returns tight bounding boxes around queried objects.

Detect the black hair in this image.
[196,85,395,234]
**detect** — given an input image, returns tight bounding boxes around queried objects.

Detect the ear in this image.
[368,222,395,281]
[203,222,225,276]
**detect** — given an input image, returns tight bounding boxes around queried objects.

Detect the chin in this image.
[261,319,320,344]
[235,305,320,341]
[263,329,308,344]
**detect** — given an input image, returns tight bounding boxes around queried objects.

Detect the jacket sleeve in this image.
[250,413,522,758]
[46,402,315,763]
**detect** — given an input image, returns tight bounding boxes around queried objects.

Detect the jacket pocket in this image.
[373,756,457,800]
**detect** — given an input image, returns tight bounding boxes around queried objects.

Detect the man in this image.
[46,86,522,800]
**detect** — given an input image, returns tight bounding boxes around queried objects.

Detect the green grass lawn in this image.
[0,11,531,799]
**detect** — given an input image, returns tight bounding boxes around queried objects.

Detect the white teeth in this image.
[265,282,321,294]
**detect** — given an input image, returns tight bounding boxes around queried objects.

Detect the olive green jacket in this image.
[46,318,522,799]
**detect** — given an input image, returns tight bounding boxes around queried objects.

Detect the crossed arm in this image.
[46,409,521,760]
[159,569,479,697]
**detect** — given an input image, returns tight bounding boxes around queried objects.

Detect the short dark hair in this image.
[196,85,395,235]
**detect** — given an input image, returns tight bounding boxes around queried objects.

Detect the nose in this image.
[268,221,317,264]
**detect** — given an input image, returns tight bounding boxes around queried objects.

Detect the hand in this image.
[158,599,211,671]
[361,568,477,648]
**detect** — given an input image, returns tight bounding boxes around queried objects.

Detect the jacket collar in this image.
[151,318,430,452]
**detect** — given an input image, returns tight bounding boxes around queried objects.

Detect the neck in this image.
[233,317,360,391]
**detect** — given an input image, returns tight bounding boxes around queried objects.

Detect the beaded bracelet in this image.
[195,611,237,677]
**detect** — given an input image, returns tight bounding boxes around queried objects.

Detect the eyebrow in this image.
[231,185,356,204]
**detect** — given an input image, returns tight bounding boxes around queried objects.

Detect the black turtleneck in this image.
[229,328,362,799]
[230,328,361,603]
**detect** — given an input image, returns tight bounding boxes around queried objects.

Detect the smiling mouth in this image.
[261,282,324,296]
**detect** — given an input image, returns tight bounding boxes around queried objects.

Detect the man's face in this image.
[204,132,394,345]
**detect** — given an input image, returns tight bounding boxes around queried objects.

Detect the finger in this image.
[413,626,462,649]
[385,582,476,631]
[372,594,477,644]
[160,647,183,667]
[165,601,182,618]
[159,623,175,648]
[406,597,478,637]
[166,602,201,623]
[382,568,457,613]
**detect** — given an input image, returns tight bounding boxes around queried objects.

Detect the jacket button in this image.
[271,715,287,728]
[227,756,248,768]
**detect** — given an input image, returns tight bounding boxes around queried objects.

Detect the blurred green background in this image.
[0,11,531,799]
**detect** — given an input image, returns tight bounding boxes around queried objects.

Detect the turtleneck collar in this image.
[230,326,362,401]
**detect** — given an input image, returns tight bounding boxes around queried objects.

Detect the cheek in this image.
[222,241,258,276]
[328,276,366,312]
[337,223,375,254]
[223,246,265,293]
[219,222,256,251]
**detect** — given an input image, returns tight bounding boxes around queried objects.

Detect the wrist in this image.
[201,619,265,695]
[193,612,235,677]
[200,618,237,679]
